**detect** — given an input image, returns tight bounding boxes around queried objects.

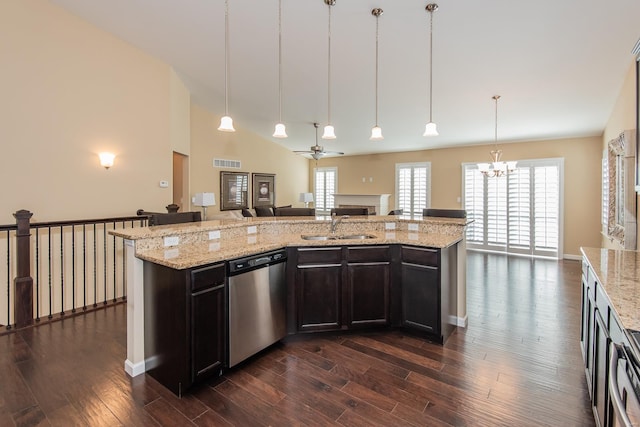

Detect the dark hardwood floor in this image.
[0,252,594,426]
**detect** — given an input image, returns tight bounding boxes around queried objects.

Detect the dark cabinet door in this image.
[347,262,391,328]
[297,264,343,332]
[191,282,225,382]
[401,262,439,333]
[592,309,610,427]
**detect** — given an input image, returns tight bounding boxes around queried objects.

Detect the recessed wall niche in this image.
[605,129,637,249]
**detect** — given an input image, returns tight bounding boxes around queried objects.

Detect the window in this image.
[314,167,337,215]
[395,163,431,216]
[463,158,563,258]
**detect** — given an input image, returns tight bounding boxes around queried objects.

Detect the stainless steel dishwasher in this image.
[227,249,287,367]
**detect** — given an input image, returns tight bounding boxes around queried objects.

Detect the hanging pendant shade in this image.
[370,126,383,140]
[423,122,438,136]
[322,124,336,139]
[273,123,287,138]
[218,115,235,132]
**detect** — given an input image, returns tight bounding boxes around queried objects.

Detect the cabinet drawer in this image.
[402,246,438,267]
[297,247,342,265]
[346,245,391,262]
[191,263,225,292]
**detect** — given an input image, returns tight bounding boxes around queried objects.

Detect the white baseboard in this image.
[124,359,146,377]
[450,315,468,327]
[563,254,582,261]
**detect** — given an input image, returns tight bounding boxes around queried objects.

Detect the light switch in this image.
[408,223,419,231]
[159,180,169,188]
[163,236,179,247]
[209,230,221,240]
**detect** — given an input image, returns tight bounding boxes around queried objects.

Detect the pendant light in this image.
[218,0,235,132]
[322,0,336,140]
[477,95,517,177]
[272,0,287,138]
[423,3,438,137]
[370,8,384,141]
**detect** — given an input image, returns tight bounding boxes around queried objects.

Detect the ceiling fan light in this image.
[322,124,336,139]
[273,123,287,138]
[423,122,438,136]
[218,115,235,132]
[370,126,383,141]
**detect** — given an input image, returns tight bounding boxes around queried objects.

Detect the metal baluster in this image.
[60,225,64,315]
[103,224,107,305]
[93,223,97,307]
[5,230,10,330]
[71,225,76,313]
[35,228,40,322]
[82,224,87,311]
[112,221,117,302]
[48,226,52,319]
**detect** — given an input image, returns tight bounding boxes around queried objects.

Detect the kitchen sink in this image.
[339,234,377,240]
[300,234,377,241]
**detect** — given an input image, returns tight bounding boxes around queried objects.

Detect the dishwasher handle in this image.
[609,342,634,427]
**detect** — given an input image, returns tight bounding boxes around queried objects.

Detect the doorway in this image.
[173,152,189,211]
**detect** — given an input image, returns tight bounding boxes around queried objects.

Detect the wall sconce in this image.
[193,192,216,220]
[99,152,115,169]
[299,192,314,208]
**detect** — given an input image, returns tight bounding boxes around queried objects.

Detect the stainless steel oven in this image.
[609,341,640,427]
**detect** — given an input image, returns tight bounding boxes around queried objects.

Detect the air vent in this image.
[633,38,640,56]
[213,159,241,169]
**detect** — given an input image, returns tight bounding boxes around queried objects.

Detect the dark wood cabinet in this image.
[400,245,456,343]
[592,309,610,427]
[143,261,226,396]
[295,247,343,332]
[346,246,392,328]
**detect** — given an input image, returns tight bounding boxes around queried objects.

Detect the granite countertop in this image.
[581,247,640,331]
[110,215,469,269]
[135,230,462,270]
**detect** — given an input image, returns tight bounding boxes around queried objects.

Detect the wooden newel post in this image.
[13,209,34,328]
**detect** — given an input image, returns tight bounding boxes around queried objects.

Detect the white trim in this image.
[563,253,582,261]
[313,166,338,215]
[124,359,146,377]
[395,162,431,215]
[453,315,468,327]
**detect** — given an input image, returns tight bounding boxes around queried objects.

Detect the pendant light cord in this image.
[494,95,500,150]
[374,11,379,126]
[428,8,434,123]
[277,0,283,123]
[224,0,230,116]
[327,2,332,125]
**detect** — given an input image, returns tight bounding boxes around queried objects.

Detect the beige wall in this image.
[311,135,602,257]
[0,0,175,224]
[189,104,309,215]
[602,61,638,249]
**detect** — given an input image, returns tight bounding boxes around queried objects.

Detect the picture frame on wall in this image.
[220,171,249,211]
[252,173,275,208]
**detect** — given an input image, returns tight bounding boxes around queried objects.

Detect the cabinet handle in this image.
[609,342,634,427]
[192,283,224,297]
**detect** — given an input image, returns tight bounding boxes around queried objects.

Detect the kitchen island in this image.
[111,215,469,391]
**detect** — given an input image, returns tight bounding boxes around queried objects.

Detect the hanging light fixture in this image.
[478,95,517,177]
[423,3,438,137]
[272,0,287,138]
[322,0,336,140]
[370,8,384,141]
[218,0,235,132]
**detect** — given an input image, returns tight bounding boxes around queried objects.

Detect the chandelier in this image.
[477,95,516,177]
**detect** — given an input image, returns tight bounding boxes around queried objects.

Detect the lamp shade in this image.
[370,126,383,141]
[273,123,288,138]
[194,192,216,207]
[322,124,336,139]
[423,122,438,136]
[99,152,115,169]
[299,192,314,203]
[218,116,235,132]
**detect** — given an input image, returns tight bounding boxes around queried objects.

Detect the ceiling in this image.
[51,0,640,157]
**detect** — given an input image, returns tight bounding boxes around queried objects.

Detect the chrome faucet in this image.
[330,213,349,234]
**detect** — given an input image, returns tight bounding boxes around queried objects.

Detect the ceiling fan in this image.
[294,123,344,160]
